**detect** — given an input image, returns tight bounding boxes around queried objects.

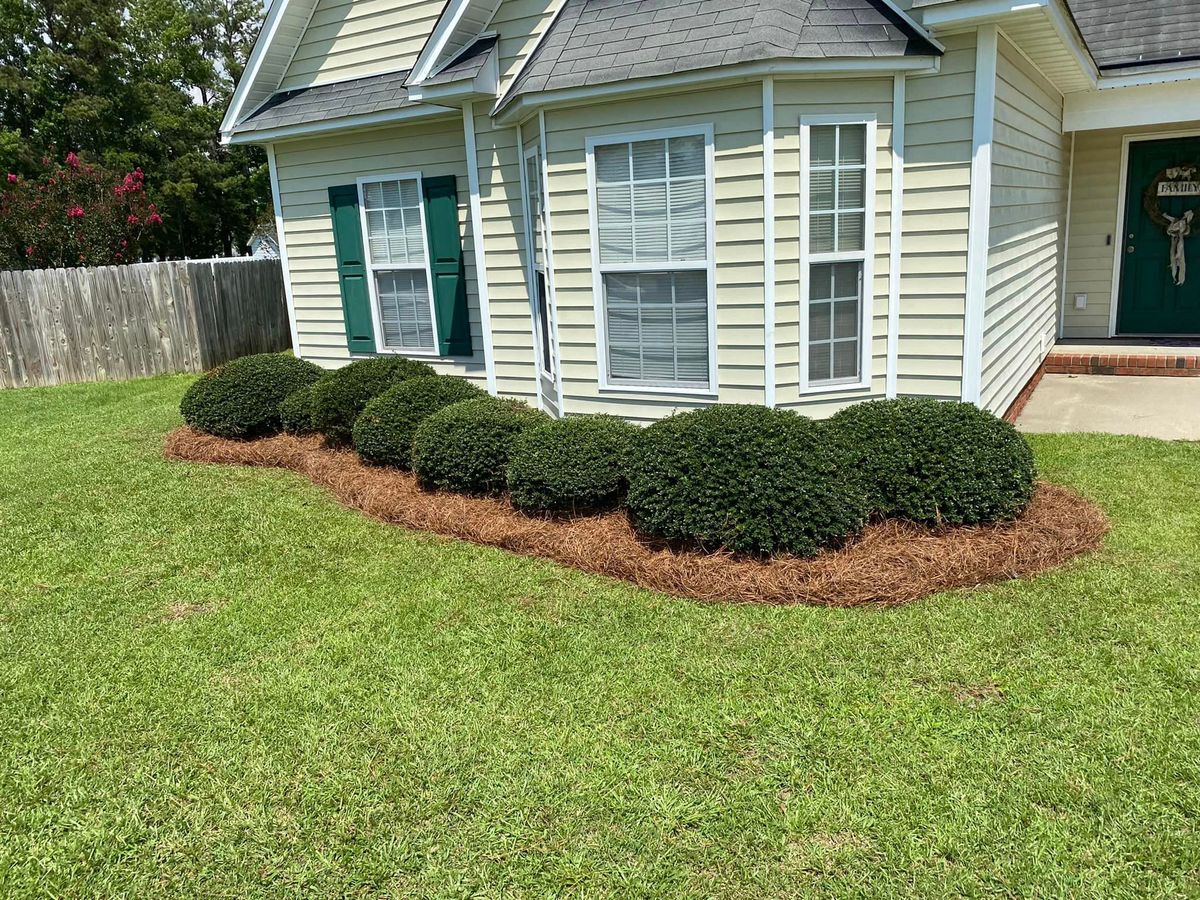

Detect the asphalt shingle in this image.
[1066,0,1200,71]
[502,0,940,107]
[233,69,417,134]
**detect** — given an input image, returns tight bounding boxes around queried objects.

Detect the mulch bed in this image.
[164,427,1109,608]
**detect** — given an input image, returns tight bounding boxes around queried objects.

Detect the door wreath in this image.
[1143,165,1200,286]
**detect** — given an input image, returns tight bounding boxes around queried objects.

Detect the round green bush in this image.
[309,356,436,445]
[411,398,549,495]
[280,380,323,435]
[179,352,323,439]
[507,415,640,513]
[626,404,868,557]
[352,375,487,468]
[828,399,1036,526]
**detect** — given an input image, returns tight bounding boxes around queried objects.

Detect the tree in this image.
[0,154,164,268]
[0,0,269,263]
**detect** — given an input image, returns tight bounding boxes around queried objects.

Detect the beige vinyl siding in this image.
[471,107,541,403]
[488,0,563,91]
[980,35,1067,415]
[542,84,765,422]
[280,0,445,90]
[272,117,488,384]
[772,77,894,413]
[898,30,977,400]
[1062,119,1200,338]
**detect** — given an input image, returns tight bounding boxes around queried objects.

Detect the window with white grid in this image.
[360,176,436,352]
[802,121,872,388]
[590,130,713,389]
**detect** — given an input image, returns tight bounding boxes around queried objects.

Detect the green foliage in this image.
[280,381,323,436]
[309,357,436,446]
[352,375,486,469]
[179,353,323,439]
[627,404,868,557]
[0,0,269,260]
[507,415,640,513]
[412,398,549,495]
[828,399,1037,525]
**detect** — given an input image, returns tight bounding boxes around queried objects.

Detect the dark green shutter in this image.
[328,184,376,354]
[422,174,473,356]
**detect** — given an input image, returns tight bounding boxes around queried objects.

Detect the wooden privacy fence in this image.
[0,258,291,388]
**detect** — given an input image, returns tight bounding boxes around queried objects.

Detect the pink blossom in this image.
[67,205,85,219]
[24,246,34,256]
[147,212,163,225]
[114,252,123,260]
[6,173,16,183]
[127,214,139,225]
[65,151,79,169]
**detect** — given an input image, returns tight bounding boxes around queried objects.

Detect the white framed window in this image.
[522,146,554,378]
[357,172,439,354]
[586,125,717,394]
[800,116,876,393]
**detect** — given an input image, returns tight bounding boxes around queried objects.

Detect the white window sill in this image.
[798,378,873,396]
[598,382,718,399]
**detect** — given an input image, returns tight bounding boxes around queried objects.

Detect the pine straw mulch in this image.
[164,427,1109,608]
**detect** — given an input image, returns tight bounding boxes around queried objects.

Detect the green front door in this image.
[1117,136,1200,335]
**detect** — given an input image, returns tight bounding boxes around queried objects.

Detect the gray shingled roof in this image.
[504,0,939,103]
[420,34,498,85]
[1067,0,1200,71]
[233,69,418,134]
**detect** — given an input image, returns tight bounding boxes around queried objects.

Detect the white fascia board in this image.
[224,104,458,145]
[408,47,500,104]
[1064,79,1200,132]
[221,0,309,134]
[493,56,941,125]
[409,0,481,85]
[878,0,946,52]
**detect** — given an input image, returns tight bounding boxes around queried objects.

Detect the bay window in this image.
[588,127,715,391]
[801,118,875,391]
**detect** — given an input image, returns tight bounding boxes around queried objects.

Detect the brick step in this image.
[1045,352,1200,377]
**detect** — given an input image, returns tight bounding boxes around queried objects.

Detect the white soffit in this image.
[922,0,1094,94]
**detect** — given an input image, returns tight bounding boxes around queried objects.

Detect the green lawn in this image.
[1,376,1198,898]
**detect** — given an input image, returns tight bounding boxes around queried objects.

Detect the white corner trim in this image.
[515,122,543,404]
[462,102,498,394]
[762,77,777,409]
[538,110,565,413]
[265,144,301,356]
[886,73,906,400]
[1058,129,1075,339]
[962,24,998,406]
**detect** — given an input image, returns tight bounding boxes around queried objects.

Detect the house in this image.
[220,0,1200,422]
[247,223,281,258]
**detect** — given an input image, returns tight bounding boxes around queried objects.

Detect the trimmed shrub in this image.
[626,404,868,557]
[507,415,640,513]
[828,399,1036,526]
[352,375,487,468]
[412,398,549,495]
[309,356,436,445]
[180,352,323,439]
[280,381,322,435]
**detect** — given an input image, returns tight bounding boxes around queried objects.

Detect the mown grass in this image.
[0,375,1197,898]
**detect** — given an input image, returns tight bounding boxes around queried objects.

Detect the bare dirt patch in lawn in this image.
[159,601,214,621]
[165,428,1108,608]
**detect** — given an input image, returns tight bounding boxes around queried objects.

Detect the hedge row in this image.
[181,354,1037,557]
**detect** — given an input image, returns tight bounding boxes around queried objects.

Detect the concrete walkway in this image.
[1017,374,1200,440]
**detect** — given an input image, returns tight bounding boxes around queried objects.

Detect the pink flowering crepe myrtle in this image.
[0,153,163,269]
